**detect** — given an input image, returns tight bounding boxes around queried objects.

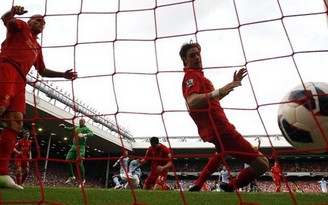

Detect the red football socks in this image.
[194,154,222,187]
[21,172,28,184]
[228,167,255,190]
[0,127,19,175]
[16,173,22,185]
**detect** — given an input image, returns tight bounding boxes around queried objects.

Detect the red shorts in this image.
[210,126,259,164]
[144,171,168,189]
[0,62,26,114]
[15,159,30,169]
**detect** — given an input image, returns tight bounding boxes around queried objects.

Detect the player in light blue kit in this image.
[318,178,327,193]
[112,150,129,189]
[220,166,230,184]
[123,159,142,189]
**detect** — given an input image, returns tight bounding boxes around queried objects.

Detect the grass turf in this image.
[1,186,328,205]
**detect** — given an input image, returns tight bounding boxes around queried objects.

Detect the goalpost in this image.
[1,0,328,204]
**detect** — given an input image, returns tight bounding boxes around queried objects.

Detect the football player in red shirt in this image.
[137,137,172,190]
[0,5,77,189]
[180,42,269,192]
[13,130,32,186]
[271,161,282,192]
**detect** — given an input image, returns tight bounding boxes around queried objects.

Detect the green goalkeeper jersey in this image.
[65,125,93,147]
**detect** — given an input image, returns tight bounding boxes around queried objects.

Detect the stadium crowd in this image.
[173,160,328,173]
[8,158,327,193]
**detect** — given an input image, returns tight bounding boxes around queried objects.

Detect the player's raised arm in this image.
[1,6,27,27]
[186,80,242,109]
[113,156,124,167]
[38,68,77,80]
[59,123,74,131]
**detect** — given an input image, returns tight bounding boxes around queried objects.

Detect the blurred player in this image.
[112,150,129,189]
[123,158,142,189]
[271,161,282,192]
[250,179,259,192]
[59,118,93,187]
[180,41,269,192]
[220,165,230,185]
[214,180,221,192]
[137,137,172,190]
[13,129,32,186]
[291,180,301,193]
[0,5,77,189]
[318,178,327,193]
[178,180,184,191]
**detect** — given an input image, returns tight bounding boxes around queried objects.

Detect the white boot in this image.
[65,176,76,184]
[0,175,24,189]
[79,180,85,188]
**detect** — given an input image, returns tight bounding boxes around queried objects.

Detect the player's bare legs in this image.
[0,109,24,189]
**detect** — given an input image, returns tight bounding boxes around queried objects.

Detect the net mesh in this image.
[1,0,328,204]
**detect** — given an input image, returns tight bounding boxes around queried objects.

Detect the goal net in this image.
[1,0,328,204]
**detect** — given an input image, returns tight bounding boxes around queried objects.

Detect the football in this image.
[277,82,328,154]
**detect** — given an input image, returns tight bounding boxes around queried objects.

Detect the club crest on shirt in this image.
[186,79,194,88]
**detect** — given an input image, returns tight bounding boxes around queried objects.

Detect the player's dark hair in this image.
[22,129,30,134]
[179,40,201,66]
[150,136,159,145]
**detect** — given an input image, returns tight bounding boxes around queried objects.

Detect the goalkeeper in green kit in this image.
[59,118,93,187]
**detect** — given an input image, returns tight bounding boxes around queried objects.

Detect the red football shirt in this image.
[0,19,45,77]
[182,67,233,142]
[14,139,32,159]
[145,144,171,173]
[271,166,281,181]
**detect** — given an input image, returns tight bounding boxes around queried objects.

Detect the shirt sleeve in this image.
[34,48,46,70]
[144,147,152,159]
[3,17,23,30]
[183,72,202,98]
[85,127,94,137]
[161,145,171,159]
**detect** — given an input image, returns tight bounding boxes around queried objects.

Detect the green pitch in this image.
[1,186,328,205]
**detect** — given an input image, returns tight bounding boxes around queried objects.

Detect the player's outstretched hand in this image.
[63,69,77,80]
[12,6,28,15]
[233,68,247,82]
[59,124,66,128]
